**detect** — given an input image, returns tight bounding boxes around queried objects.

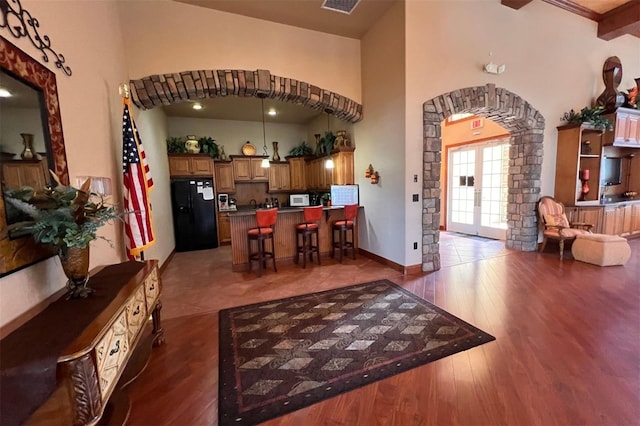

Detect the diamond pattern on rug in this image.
[219,279,495,426]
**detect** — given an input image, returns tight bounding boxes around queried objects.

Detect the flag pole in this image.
[120,82,145,262]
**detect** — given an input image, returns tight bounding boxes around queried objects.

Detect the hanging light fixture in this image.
[324,111,334,169]
[260,95,270,168]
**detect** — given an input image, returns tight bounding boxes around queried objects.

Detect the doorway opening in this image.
[447,138,510,240]
[421,84,545,272]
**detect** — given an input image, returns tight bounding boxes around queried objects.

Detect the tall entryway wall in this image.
[422,84,545,272]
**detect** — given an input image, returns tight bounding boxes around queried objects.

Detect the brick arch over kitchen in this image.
[421,83,545,272]
[128,69,363,123]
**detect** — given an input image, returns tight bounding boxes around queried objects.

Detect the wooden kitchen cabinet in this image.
[602,205,625,236]
[232,156,269,182]
[331,148,355,185]
[218,212,231,244]
[214,161,235,193]
[565,206,603,234]
[168,154,213,177]
[610,107,640,148]
[268,162,290,192]
[288,157,307,191]
[632,203,640,235]
[1,159,49,190]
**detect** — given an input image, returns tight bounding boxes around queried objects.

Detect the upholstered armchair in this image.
[537,196,593,259]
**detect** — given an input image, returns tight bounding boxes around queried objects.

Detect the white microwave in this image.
[290,194,310,207]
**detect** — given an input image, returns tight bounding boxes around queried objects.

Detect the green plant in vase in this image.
[288,140,314,157]
[5,175,123,298]
[561,105,613,131]
[166,136,186,153]
[198,136,219,158]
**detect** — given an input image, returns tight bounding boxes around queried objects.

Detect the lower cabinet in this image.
[566,206,603,234]
[218,212,231,244]
[567,203,640,237]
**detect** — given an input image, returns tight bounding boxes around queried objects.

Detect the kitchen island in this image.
[229,206,361,271]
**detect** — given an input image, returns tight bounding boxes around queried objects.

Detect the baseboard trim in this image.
[358,249,425,276]
[159,250,176,276]
[0,287,67,340]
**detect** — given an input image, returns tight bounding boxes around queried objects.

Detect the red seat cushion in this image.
[334,220,354,227]
[248,227,273,236]
[296,223,319,230]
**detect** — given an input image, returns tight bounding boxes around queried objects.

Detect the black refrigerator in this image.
[171,178,218,252]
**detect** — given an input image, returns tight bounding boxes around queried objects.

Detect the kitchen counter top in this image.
[228,206,362,271]
[228,205,346,216]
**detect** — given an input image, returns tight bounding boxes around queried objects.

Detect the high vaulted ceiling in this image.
[174,0,639,41]
[162,0,639,124]
[502,0,640,40]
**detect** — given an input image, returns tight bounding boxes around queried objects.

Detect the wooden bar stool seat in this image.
[331,204,358,263]
[295,205,323,268]
[247,208,278,276]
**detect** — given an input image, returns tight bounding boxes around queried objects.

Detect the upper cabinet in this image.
[288,157,307,191]
[214,161,235,193]
[232,156,269,182]
[1,158,49,191]
[268,162,291,192]
[169,154,213,177]
[607,108,640,147]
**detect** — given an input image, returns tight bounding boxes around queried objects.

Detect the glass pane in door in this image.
[480,144,509,231]
[450,150,476,227]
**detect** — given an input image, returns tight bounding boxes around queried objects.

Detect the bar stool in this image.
[331,204,358,262]
[295,205,324,268]
[247,208,278,277]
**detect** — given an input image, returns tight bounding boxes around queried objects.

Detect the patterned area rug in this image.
[218,279,495,425]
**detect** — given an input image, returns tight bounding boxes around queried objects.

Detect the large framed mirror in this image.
[0,36,69,277]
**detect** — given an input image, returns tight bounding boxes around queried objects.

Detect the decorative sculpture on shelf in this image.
[596,56,625,113]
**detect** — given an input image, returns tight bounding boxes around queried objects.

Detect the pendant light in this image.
[260,96,270,168]
[324,111,334,169]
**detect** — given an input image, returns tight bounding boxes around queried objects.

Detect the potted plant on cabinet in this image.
[5,175,122,298]
[561,105,614,131]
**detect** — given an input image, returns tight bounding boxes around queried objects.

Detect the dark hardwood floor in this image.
[126,235,640,425]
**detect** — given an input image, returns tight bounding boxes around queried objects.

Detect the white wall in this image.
[358,1,406,265]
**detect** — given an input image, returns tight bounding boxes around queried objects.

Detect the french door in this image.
[447,140,509,240]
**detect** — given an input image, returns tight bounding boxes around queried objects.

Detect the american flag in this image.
[122,99,155,259]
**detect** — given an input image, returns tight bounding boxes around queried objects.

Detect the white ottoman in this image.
[571,233,631,266]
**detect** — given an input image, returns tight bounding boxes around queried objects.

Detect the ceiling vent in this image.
[321,0,361,15]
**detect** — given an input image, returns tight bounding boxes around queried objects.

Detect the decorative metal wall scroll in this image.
[0,0,72,76]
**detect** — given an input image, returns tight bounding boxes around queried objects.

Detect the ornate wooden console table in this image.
[0,260,163,425]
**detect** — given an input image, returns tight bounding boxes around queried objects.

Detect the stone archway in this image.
[422,84,545,272]
[128,69,363,123]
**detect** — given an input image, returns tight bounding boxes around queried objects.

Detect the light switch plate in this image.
[412,194,419,202]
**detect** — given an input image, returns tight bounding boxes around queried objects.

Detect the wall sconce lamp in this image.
[365,164,380,184]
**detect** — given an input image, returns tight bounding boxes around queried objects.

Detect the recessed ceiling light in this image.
[0,88,12,98]
[268,108,277,116]
[192,103,203,110]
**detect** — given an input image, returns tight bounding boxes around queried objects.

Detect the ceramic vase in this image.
[20,133,35,160]
[272,141,280,161]
[59,246,94,299]
[184,135,200,154]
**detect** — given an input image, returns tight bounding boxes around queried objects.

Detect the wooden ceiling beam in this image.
[501,0,533,10]
[597,0,640,41]
[541,0,601,21]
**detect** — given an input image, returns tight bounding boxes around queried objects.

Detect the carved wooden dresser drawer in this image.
[17,260,165,426]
